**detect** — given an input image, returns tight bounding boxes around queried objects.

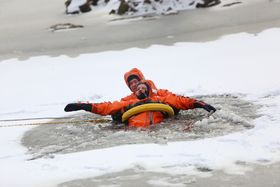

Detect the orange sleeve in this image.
[91,100,132,116]
[156,89,173,97]
[159,94,197,110]
[120,94,137,101]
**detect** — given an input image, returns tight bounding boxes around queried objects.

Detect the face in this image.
[135,83,149,99]
[129,78,140,92]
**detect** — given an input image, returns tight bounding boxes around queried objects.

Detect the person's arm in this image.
[91,101,130,115]
[156,89,174,97]
[120,93,136,101]
[159,94,216,112]
[160,94,196,110]
[64,100,132,116]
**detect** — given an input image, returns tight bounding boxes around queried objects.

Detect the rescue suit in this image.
[122,68,173,101]
[91,92,197,128]
[64,69,216,128]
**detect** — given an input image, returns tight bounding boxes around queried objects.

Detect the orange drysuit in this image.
[122,68,173,102]
[91,93,197,128]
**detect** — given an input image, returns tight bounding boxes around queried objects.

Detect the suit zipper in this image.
[149,112,153,126]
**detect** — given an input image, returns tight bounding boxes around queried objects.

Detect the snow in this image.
[1,26,280,187]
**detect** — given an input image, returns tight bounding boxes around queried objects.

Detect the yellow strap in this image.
[121,103,174,122]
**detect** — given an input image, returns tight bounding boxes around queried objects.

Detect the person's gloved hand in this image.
[194,101,216,113]
[64,103,92,112]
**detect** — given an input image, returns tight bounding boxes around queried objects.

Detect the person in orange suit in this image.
[118,67,180,121]
[64,81,216,128]
[121,68,172,102]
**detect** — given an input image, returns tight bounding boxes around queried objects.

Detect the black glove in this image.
[64,103,92,112]
[194,101,216,113]
[111,110,123,123]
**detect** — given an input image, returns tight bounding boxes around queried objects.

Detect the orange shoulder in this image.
[121,94,137,101]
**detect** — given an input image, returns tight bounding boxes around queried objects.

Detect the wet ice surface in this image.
[22,94,261,160]
[59,163,280,187]
[59,167,199,187]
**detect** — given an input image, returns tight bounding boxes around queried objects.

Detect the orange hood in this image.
[124,68,145,89]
